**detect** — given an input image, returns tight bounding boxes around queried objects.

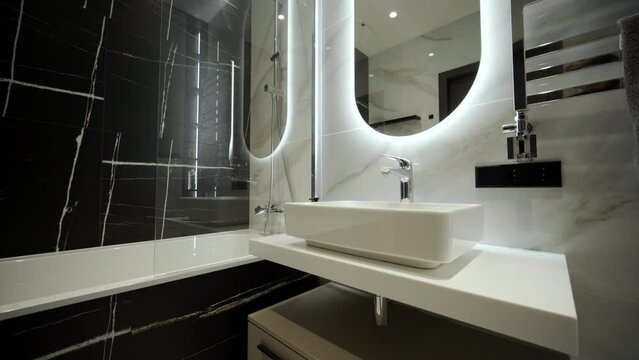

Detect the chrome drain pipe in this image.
[374,295,388,326]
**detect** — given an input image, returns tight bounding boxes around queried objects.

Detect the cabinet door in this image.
[248,323,307,360]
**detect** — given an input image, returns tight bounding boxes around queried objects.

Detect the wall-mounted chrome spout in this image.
[380,154,413,203]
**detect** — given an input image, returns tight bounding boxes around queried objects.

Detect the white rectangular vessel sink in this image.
[284,201,483,269]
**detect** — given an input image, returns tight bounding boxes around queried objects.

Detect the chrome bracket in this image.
[502,110,537,162]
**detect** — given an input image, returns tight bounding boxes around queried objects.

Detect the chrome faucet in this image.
[380,155,413,203]
[375,154,414,326]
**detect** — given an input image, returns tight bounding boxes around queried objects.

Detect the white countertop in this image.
[250,235,578,355]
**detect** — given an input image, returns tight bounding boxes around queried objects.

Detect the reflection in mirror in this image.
[246,0,288,157]
[149,0,266,241]
[355,0,481,136]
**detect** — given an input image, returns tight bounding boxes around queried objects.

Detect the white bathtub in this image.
[0,230,261,321]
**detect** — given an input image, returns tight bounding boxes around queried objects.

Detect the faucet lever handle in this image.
[380,154,412,169]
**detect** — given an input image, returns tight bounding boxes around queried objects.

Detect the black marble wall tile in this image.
[0,1,19,72]
[186,334,244,360]
[103,47,159,137]
[103,0,161,139]
[4,84,106,130]
[0,297,111,360]
[0,0,257,256]
[0,118,103,257]
[0,261,318,360]
[0,0,107,128]
[58,129,104,252]
[99,131,157,245]
[0,1,306,358]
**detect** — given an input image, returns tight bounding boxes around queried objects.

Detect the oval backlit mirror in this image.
[355,0,481,136]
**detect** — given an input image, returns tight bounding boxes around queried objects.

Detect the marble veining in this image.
[160,139,174,240]
[35,328,131,360]
[20,272,311,360]
[105,49,233,73]
[102,294,118,360]
[2,0,25,116]
[200,274,311,318]
[132,274,310,334]
[159,43,178,139]
[101,132,122,246]
[2,308,101,340]
[55,16,107,252]
[101,160,234,171]
[166,0,174,40]
[0,78,105,100]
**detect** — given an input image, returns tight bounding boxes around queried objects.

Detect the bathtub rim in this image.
[0,228,258,262]
[0,230,262,321]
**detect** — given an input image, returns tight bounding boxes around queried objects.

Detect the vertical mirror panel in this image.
[156,0,252,243]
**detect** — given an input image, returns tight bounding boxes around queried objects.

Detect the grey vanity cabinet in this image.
[247,283,568,360]
[247,288,359,359]
[247,323,310,360]
[247,320,358,360]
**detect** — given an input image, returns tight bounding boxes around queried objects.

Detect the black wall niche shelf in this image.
[475,161,562,188]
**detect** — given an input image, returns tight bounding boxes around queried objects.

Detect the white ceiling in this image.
[355,0,480,56]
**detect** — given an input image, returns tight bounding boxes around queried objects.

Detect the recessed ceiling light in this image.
[428,52,435,57]
[388,11,398,19]
[369,73,374,77]
[278,14,286,20]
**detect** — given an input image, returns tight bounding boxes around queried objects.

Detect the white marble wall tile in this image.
[398,99,514,202]
[281,139,312,200]
[249,0,314,233]
[530,90,637,175]
[321,128,400,202]
[317,0,639,358]
[249,0,287,158]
